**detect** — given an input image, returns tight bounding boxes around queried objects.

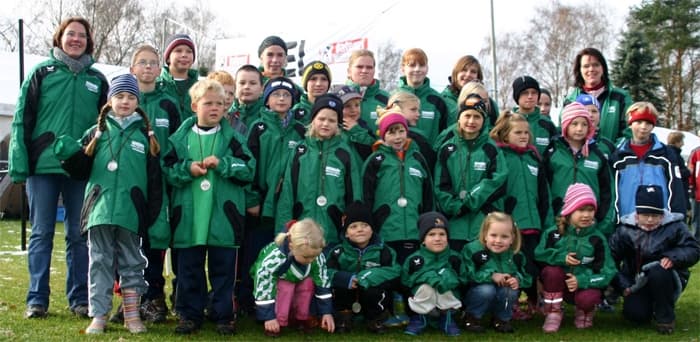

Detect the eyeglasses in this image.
[135,60,159,67]
[270,92,292,99]
[460,93,486,113]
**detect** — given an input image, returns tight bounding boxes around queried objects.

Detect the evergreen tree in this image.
[612,25,665,113]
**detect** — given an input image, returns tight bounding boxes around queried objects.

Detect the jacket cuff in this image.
[315,287,334,315]
[255,302,275,321]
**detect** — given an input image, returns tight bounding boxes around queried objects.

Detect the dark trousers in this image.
[520,233,541,301]
[175,246,237,324]
[622,264,679,324]
[237,216,274,314]
[334,284,391,320]
[386,240,419,315]
[143,248,166,300]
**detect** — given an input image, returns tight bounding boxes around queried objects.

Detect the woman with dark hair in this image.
[9,16,108,319]
[563,47,632,143]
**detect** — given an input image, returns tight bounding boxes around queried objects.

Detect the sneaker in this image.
[174,319,200,334]
[439,311,461,336]
[140,297,168,323]
[71,304,89,318]
[216,320,237,335]
[656,322,674,335]
[597,299,615,313]
[492,318,515,333]
[383,314,409,327]
[25,305,47,319]
[404,315,427,335]
[109,303,124,323]
[463,313,485,333]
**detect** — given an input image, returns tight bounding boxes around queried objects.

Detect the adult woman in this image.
[563,47,632,143]
[9,17,108,319]
[441,55,500,126]
[345,49,390,131]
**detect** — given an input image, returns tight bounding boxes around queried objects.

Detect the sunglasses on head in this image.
[459,93,486,113]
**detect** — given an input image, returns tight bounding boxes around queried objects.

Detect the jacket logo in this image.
[412,256,423,266]
[447,144,455,152]
[375,154,384,161]
[421,111,435,120]
[257,123,265,131]
[473,161,486,171]
[480,252,488,261]
[85,81,99,93]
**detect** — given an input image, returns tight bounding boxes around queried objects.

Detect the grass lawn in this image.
[0,220,698,341]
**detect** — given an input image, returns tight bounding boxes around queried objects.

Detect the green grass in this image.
[0,220,698,341]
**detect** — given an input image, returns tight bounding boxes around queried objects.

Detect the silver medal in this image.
[351,301,361,313]
[459,190,467,200]
[316,195,327,207]
[200,179,211,191]
[397,197,408,207]
[107,160,118,172]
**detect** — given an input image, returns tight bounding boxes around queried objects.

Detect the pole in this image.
[18,18,27,251]
[490,0,498,101]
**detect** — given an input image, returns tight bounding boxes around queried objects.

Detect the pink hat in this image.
[377,112,408,139]
[560,183,597,216]
[560,102,594,157]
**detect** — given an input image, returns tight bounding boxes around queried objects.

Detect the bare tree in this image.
[479,32,528,110]
[376,39,402,93]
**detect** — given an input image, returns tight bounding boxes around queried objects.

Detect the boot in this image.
[463,313,485,333]
[334,310,353,333]
[404,314,427,335]
[574,308,586,329]
[584,309,595,328]
[86,316,107,334]
[108,302,123,323]
[439,310,460,336]
[541,291,563,333]
[122,289,147,333]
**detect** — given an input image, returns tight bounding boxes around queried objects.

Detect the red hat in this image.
[377,112,408,139]
[627,107,657,126]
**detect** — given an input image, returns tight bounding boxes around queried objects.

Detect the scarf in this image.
[52,47,92,74]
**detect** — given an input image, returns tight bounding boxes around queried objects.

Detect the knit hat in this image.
[635,185,665,215]
[418,211,449,242]
[163,33,195,66]
[575,94,601,111]
[512,76,540,103]
[560,102,595,156]
[258,35,287,57]
[342,201,374,234]
[331,85,362,104]
[627,107,657,126]
[301,61,331,92]
[458,93,487,119]
[560,183,598,216]
[263,76,297,107]
[310,93,343,124]
[108,74,139,101]
[377,112,408,139]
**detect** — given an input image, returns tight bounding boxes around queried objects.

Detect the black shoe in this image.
[657,322,674,334]
[463,314,485,333]
[25,305,47,319]
[216,320,237,335]
[140,297,168,323]
[492,318,515,333]
[71,304,89,319]
[175,319,200,334]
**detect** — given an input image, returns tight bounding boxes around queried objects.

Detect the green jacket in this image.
[434,130,508,241]
[275,135,362,246]
[246,109,306,218]
[9,50,108,182]
[54,114,161,236]
[564,81,633,143]
[157,67,198,122]
[326,235,400,289]
[291,94,313,125]
[362,141,434,242]
[397,77,450,142]
[163,116,255,248]
[512,107,557,155]
[342,120,376,161]
[499,143,553,231]
[231,97,264,129]
[535,224,616,289]
[345,79,389,131]
[461,240,532,289]
[542,137,615,235]
[402,245,466,295]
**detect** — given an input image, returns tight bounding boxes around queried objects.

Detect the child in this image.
[543,102,614,235]
[332,85,376,160]
[539,88,552,117]
[511,76,556,155]
[434,93,508,250]
[435,81,494,151]
[574,94,616,158]
[54,74,162,334]
[276,93,362,247]
[231,64,265,128]
[162,79,255,335]
[402,211,464,336]
[462,212,532,333]
[250,218,335,337]
[610,102,687,219]
[157,33,197,120]
[326,201,400,333]
[535,183,616,333]
[293,60,332,124]
[208,70,247,136]
[489,111,552,319]
[383,91,435,167]
[609,185,700,334]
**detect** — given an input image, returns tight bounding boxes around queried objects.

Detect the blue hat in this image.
[263,76,297,107]
[108,74,139,101]
[636,185,665,215]
[575,94,601,111]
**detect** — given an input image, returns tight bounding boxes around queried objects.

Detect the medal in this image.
[316,195,327,207]
[397,197,408,207]
[459,190,467,200]
[107,160,118,172]
[200,179,211,191]
[351,301,362,313]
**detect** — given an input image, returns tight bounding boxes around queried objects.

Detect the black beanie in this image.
[301,61,332,92]
[263,76,298,107]
[311,93,343,125]
[342,201,374,234]
[258,35,288,57]
[635,185,665,215]
[512,75,540,103]
[164,33,196,66]
[417,211,449,242]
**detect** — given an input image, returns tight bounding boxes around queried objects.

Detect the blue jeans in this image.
[464,283,519,321]
[26,174,87,310]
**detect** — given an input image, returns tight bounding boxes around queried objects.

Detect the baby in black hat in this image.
[609,185,700,334]
[326,201,400,334]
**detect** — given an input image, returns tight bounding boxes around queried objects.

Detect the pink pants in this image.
[540,265,602,312]
[275,278,314,326]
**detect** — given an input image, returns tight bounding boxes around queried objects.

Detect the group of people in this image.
[9,15,700,338]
